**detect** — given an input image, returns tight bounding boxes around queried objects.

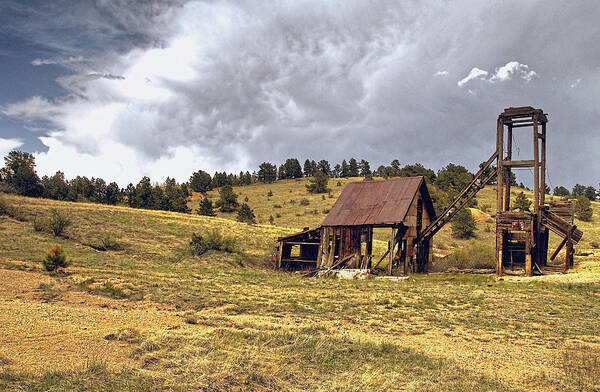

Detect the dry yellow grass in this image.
[1,189,599,391]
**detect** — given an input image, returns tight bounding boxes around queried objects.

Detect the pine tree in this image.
[196,197,216,216]
[215,185,239,212]
[359,159,371,177]
[348,158,359,177]
[236,203,256,223]
[575,196,593,221]
[306,171,329,194]
[513,191,531,212]
[451,208,476,238]
[258,162,277,183]
[189,170,212,193]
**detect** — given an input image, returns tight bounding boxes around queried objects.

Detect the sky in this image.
[0,0,598,189]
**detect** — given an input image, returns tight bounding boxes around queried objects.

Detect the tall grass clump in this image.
[189,230,236,256]
[429,243,495,272]
[43,244,69,271]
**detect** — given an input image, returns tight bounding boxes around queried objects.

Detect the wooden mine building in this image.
[277,176,436,274]
[277,106,583,277]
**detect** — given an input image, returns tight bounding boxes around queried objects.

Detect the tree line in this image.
[1,150,597,217]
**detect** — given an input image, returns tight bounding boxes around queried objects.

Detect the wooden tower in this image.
[495,107,581,276]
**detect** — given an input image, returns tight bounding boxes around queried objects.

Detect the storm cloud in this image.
[1,0,599,187]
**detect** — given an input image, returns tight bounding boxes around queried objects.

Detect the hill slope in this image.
[0,190,599,391]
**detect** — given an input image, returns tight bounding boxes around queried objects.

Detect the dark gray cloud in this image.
[1,0,599,187]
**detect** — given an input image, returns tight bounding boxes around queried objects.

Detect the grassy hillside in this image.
[1,188,599,391]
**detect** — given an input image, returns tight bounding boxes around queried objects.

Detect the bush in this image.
[33,215,45,231]
[575,196,593,221]
[273,204,282,208]
[0,196,11,216]
[267,190,273,197]
[94,233,120,251]
[512,191,531,212]
[236,203,256,223]
[46,208,71,237]
[430,243,495,272]
[299,198,309,206]
[43,244,69,271]
[451,208,476,238]
[268,215,274,225]
[189,230,236,256]
[590,241,599,249]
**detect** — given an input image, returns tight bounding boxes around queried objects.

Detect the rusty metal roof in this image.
[321,176,435,227]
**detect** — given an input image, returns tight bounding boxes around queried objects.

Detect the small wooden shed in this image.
[276,176,436,274]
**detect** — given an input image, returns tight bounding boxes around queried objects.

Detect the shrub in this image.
[0,196,11,216]
[590,241,599,249]
[43,244,69,271]
[95,233,120,251]
[273,204,282,208]
[267,190,273,197]
[189,230,236,256]
[336,181,342,187]
[451,208,476,238]
[322,208,330,214]
[275,213,281,218]
[46,208,71,237]
[575,196,593,221]
[321,195,326,200]
[33,215,45,231]
[430,243,495,272]
[236,203,256,223]
[269,215,274,225]
[299,198,309,206]
[289,199,296,204]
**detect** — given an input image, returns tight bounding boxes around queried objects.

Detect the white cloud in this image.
[433,70,448,77]
[31,56,85,66]
[570,78,582,88]
[489,61,538,83]
[457,67,488,86]
[0,138,23,158]
[457,61,539,87]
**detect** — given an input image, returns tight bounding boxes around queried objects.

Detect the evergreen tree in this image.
[513,191,532,212]
[236,203,256,223]
[332,164,341,178]
[216,185,239,212]
[317,160,331,176]
[277,165,285,180]
[390,159,401,173]
[105,182,122,205]
[196,197,216,216]
[348,158,359,177]
[283,158,303,179]
[398,163,436,184]
[43,171,69,200]
[134,176,153,208]
[572,184,586,197]
[435,163,473,193]
[359,160,371,177]
[92,178,108,204]
[164,177,190,213]
[257,162,277,183]
[340,159,349,177]
[584,186,597,201]
[0,150,43,196]
[451,208,476,238]
[575,196,593,221]
[189,170,212,193]
[306,171,329,194]
[125,183,136,207]
[553,186,570,197]
[68,176,94,201]
[303,159,315,177]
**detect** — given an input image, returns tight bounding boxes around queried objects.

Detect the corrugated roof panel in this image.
[321,176,431,226]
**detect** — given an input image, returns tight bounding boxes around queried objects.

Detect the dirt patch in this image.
[0,269,191,375]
